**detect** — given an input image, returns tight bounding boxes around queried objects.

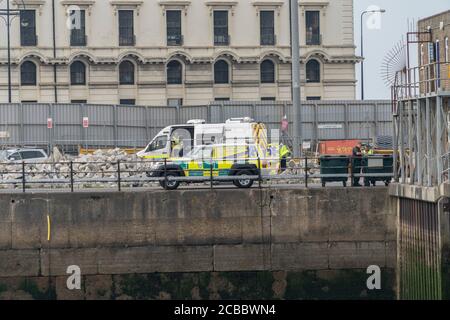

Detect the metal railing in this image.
[0,155,394,192]
[394,62,450,100]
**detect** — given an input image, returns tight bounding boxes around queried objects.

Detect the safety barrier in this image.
[0,155,394,192]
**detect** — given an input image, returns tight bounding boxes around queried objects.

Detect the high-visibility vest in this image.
[280,145,290,158]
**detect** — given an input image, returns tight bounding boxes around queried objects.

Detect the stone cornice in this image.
[109,0,144,15]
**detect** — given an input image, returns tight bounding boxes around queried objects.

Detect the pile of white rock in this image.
[0,148,160,189]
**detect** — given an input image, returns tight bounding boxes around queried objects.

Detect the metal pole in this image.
[393,114,398,182]
[304,154,308,188]
[117,160,121,191]
[257,156,262,189]
[290,0,302,157]
[21,161,25,192]
[52,0,58,102]
[436,97,442,185]
[70,161,74,192]
[7,0,12,103]
[210,157,213,190]
[407,100,413,184]
[360,12,365,100]
[416,99,423,186]
[425,97,431,186]
[399,102,405,183]
[360,10,385,100]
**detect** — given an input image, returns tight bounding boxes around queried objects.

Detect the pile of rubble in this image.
[0,148,159,189]
[0,148,323,189]
[270,159,321,184]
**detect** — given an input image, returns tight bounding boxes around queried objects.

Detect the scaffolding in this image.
[392,30,450,186]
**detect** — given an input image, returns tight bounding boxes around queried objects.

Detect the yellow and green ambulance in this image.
[149,144,267,190]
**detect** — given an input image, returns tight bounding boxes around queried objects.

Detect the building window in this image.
[215,97,230,101]
[167,10,182,46]
[428,43,435,63]
[20,61,37,86]
[445,37,449,63]
[306,96,321,101]
[420,44,424,66]
[70,61,86,85]
[305,11,320,45]
[20,10,37,46]
[306,59,321,83]
[436,40,441,62]
[71,100,87,104]
[214,60,229,84]
[119,61,135,85]
[214,11,229,46]
[120,99,136,105]
[168,98,183,107]
[260,11,275,45]
[167,60,182,84]
[70,9,86,46]
[119,10,135,46]
[261,97,276,101]
[260,60,275,83]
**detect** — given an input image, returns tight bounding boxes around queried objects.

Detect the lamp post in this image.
[0,0,26,103]
[360,9,386,100]
[290,0,302,158]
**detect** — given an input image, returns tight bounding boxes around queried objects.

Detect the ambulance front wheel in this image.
[235,171,254,188]
[160,172,180,190]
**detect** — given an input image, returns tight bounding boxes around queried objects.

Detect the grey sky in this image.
[354,0,449,99]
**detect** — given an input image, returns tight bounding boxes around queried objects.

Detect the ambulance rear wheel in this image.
[235,171,254,188]
[160,172,180,190]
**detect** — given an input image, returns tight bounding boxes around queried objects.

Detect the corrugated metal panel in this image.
[179,105,208,123]
[318,103,345,122]
[0,101,393,149]
[399,198,442,300]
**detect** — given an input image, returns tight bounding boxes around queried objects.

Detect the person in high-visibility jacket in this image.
[362,144,374,155]
[171,137,184,158]
[279,143,291,172]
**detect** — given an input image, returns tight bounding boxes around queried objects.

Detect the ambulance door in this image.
[142,135,170,159]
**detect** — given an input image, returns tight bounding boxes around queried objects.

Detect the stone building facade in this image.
[0,0,359,105]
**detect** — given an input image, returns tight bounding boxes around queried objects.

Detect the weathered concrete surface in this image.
[0,187,396,299]
[0,269,396,300]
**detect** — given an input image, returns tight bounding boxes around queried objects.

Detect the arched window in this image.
[70,61,86,85]
[306,59,321,83]
[20,61,37,86]
[260,59,275,83]
[167,60,182,84]
[119,60,135,85]
[214,60,229,84]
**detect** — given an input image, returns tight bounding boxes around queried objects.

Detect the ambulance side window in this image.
[147,136,168,152]
[201,147,213,159]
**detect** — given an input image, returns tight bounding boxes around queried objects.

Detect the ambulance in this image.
[137,117,268,161]
[148,143,266,190]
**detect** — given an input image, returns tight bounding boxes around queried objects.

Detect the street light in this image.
[360,9,386,100]
[289,0,302,158]
[0,0,26,103]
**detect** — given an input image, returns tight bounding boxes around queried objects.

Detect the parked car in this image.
[0,148,49,163]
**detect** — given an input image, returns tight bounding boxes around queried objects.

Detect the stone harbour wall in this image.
[0,187,396,299]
